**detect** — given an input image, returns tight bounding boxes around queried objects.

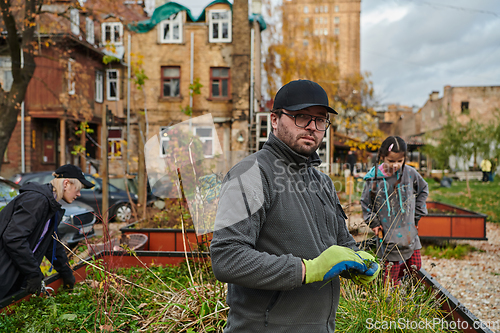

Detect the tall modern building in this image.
[281,0,360,78]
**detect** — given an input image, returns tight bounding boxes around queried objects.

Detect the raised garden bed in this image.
[87,233,148,256]
[418,201,487,241]
[120,221,212,252]
[0,251,209,311]
[0,252,494,333]
[0,251,216,332]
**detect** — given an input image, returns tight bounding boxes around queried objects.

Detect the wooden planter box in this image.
[87,233,148,256]
[418,201,487,240]
[1,252,493,333]
[0,251,208,311]
[120,222,212,252]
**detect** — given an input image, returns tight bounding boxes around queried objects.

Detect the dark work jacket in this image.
[0,182,71,299]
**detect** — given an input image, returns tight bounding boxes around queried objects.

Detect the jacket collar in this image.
[19,182,62,212]
[263,132,322,170]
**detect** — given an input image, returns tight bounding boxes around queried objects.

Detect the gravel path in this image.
[421,222,500,332]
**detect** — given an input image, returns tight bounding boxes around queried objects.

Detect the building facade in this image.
[281,0,360,78]
[127,0,264,172]
[420,85,500,135]
[0,0,144,178]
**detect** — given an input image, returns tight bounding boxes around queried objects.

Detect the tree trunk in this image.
[0,0,40,172]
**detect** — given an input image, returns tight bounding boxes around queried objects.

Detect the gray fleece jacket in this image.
[360,165,428,262]
[210,132,358,333]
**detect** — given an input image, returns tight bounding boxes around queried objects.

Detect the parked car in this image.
[10,172,138,222]
[108,174,158,205]
[0,177,96,246]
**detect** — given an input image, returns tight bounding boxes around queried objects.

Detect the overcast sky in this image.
[165,0,500,107]
[361,0,500,107]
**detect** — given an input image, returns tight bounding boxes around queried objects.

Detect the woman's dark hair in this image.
[371,136,408,194]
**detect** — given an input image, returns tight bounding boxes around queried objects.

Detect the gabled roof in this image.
[128,0,232,33]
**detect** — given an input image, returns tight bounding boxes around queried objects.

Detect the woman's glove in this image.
[303,245,375,284]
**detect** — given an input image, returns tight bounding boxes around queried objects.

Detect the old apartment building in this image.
[281,0,360,77]
[1,0,145,178]
[419,85,500,135]
[127,0,264,171]
[1,0,265,179]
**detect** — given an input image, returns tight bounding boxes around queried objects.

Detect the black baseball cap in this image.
[272,79,338,114]
[54,164,94,189]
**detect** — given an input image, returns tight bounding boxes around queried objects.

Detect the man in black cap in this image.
[0,164,94,299]
[210,80,379,332]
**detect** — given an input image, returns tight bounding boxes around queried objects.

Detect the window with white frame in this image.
[334,17,340,24]
[209,10,231,43]
[194,127,214,158]
[3,70,12,91]
[70,8,80,35]
[303,5,308,13]
[102,22,123,45]
[335,5,339,12]
[95,70,103,103]
[86,17,95,44]
[0,56,13,92]
[106,69,119,100]
[159,127,170,157]
[108,128,122,159]
[334,28,340,35]
[68,59,75,95]
[158,12,183,43]
[161,66,180,97]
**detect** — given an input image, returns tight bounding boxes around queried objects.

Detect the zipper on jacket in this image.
[264,291,281,327]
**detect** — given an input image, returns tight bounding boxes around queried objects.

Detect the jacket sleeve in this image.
[2,194,48,278]
[44,235,74,280]
[413,171,429,217]
[360,180,381,228]
[210,163,303,291]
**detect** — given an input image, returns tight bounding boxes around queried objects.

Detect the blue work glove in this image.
[303,245,373,284]
[349,250,381,286]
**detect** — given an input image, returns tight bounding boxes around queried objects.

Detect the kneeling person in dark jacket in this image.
[0,164,94,299]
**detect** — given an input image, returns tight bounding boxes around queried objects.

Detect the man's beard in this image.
[275,124,323,156]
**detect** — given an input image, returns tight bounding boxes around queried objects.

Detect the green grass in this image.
[426,178,500,223]
[4,261,459,333]
[336,274,460,333]
[1,261,227,332]
[421,243,479,259]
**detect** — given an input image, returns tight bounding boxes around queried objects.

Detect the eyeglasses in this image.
[281,111,331,131]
